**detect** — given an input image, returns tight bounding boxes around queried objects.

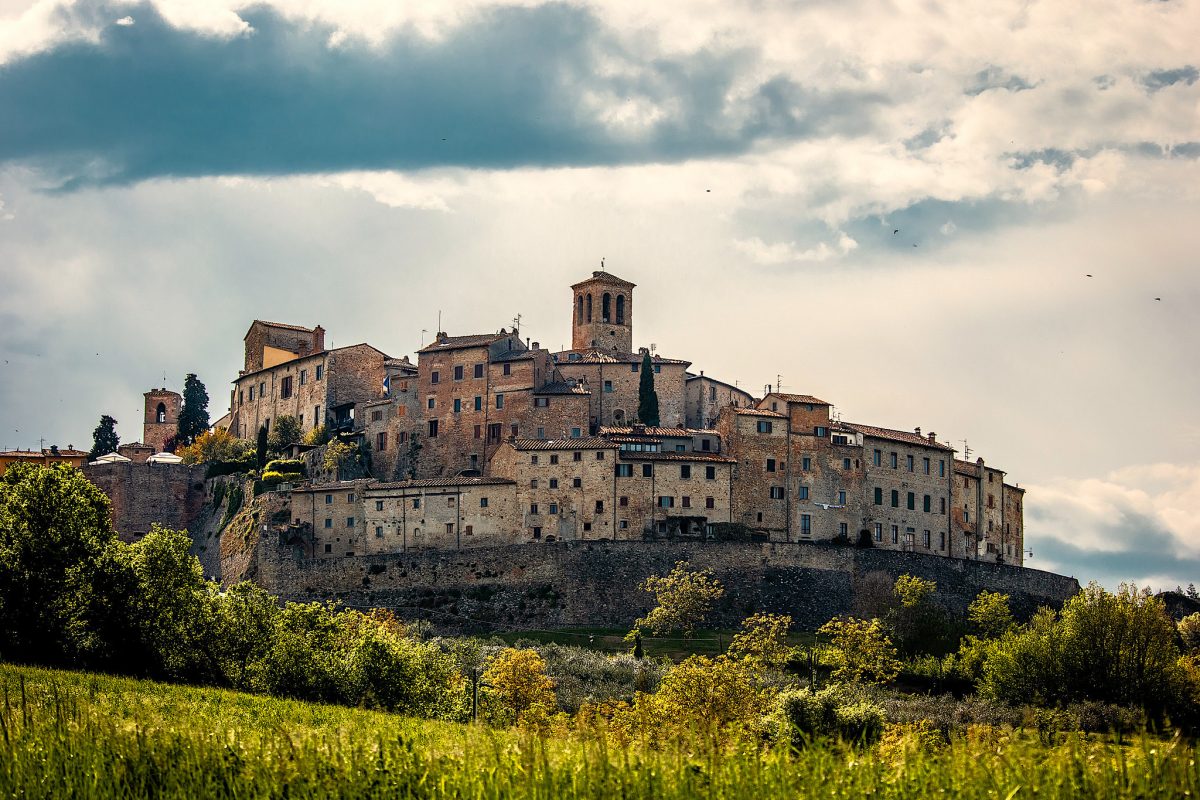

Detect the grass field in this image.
[494,626,819,659]
[2,662,1198,799]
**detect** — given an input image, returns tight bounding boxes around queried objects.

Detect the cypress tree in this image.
[176,374,210,446]
[88,415,120,460]
[256,426,269,471]
[637,350,660,427]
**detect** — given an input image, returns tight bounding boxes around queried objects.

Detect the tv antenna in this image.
[600,257,605,269]
[961,439,971,459]
[512,314,521,334]
[776,374,782,393]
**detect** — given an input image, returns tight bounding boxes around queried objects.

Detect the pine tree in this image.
[88,415,120,460]
[637,350,660,427]
[176,374,210,446]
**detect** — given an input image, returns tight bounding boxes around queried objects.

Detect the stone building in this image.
[952,458,1024,565]
[685,373,756,429]
[0,445,89,476]
[227,320,388,442]
[143,388,181,453]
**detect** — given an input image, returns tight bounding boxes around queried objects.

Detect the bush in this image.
[205,458,256,479]
[264,459,306,476]
[770,684,885,745]
[260,471,302,486]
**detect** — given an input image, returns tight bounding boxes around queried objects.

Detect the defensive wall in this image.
[83,462,208,542]
[246,537,1080,633]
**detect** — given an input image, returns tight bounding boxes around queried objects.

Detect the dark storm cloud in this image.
[1029,507,1200,590]
[1140,65,1199,93]
[0,1,884,187]
[964,65,1035,96]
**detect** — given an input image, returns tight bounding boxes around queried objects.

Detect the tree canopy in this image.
[637,350,660,427]
[88,415,120,460]
[176,374,210,446]
[635,561,724,636]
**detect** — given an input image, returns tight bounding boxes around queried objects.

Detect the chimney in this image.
[313,325,326,353]
[976,457,985,465]
[914,426,921,436]
[436,331,447,342]
[50,445,59,455]
[927,431,937,443]
[532,341,540,350]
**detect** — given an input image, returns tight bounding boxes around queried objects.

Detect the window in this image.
[890,452,898,468]
[324,543,332,553]
[454,365,464,381]
[325,494,333,505]
[631,361,639,372]
[530,479,539,489]
[452,398,461,413]
[874,487,883,505]
[940,497,946,514]
[987,494,995,509]
[280,376,293,399]
[923,494,931,512]
[346,517,355,528]
[843,458,852,470]
[530,455,539,465]
[431,371,439,384]
[770,486,785,499]
[940,531,946,550]
[315,364,323,380]
[798,486,809,500]
[604,380,613,393]
[537,427,545,439]
[923,457,931,475]
[260,382,266,396]
[619,496,629,507]
[681,496,691,508]
[573,451,582,462]
[530,503,539,514]
[839,522,848,537]
[249,386,255,401]
[549,503,558,515]
[757,420,773,434]
[616,464,633,477]
[413,498,420,509]
[874,523,883,541]
[766,458,776,472]
[427,397,436,409]
[891,525,899,544]
[550,454,559,465]
[299,369,307,385]
[837,490,846,505]
[642,464,653,477]
[347,493,355,502]
[495,394,504,409]
[503,363,511,376]
[706,496,715,509]
[907,492,915,510]
[596,451,605,460]
[873,449,882,466]
[532,526,542,539]
[800,514,812,537]
[802,456,812,471]
[572,478,582,488]
[474,396,483,411]
[658,496,674,508]
[814,426,827,437]
[906,455,914,472]
[571,427,582,438]
[480,497,489,508]
[891,490,899,508]
[428,419,438,437]
[473,425,482,439]
[474,363,484,379]
[701,439,711,451]
[706,466,716,480]
[375,526,383,537]
[511,424,518,438]
[315,405,321,424]
[488,423,502,441]
[465,525,474,536]
[923,530,931,548]
[654,365,661,373]
[548,478,558,489]
[939,460,945,477]
[371,409,384,422]
[595,500,604,512]
[619,520,629,529]
[534,397,549,408]
[375,499,384,511]
[324,518,332,529]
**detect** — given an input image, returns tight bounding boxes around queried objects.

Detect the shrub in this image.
[634,561,724,636]
[178,429,254,465]
[818,617,901,684]
[264,459,306,476]
[205,458,256,479]
[483,648,556,724]
[878,719,946,764]
[770,684,885,745]
[260,471,302,486]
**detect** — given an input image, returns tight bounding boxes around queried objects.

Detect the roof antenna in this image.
[961,439,971,459]
[600,257,605,269]
[776,374,782,393]
[512,314,521,335]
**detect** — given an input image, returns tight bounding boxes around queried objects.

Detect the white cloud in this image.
[113,15,132,26]
[733,232,858,265]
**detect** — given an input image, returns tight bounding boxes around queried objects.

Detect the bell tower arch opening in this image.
[570,269,636,353]
[143,387,183,453]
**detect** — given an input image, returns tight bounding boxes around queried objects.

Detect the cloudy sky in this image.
[1,0,1198,590]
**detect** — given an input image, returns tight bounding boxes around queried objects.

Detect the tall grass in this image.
[1,663,1197,799]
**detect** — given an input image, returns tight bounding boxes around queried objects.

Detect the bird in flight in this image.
[893,229,899,235]
[1086,274,1093,278]
[1155,297,1162,301]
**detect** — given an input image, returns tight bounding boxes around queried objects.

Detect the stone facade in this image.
[143,388,181,453]
[83,461,207,542]
[243,320,325,373]
[952,459,1024,565]
[554,350,690,430]
[685,373,755,429]
[571,271,635,353]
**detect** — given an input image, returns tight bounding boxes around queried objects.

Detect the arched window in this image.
[156,402,167,423]
[616,294,626,324]
[602,292,611,322]
[576,295,583,324]
[586,294,592,323]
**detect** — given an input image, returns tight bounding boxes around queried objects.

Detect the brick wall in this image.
[685,376,754,429]
[83,462,208,542]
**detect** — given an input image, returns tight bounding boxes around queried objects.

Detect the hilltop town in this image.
[112,269,1023,568]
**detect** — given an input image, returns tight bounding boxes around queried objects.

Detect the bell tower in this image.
[143,388,182,453]
[570,269,635,353]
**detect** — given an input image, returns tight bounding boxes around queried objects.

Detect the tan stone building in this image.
[143,388,181,453]
[952,459,1024,564]
[685,373,755,429]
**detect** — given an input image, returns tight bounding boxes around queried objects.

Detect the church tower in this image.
[571,270,635,353]
[143,388,182,453]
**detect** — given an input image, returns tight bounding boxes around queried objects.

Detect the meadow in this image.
[2,663,1198,800]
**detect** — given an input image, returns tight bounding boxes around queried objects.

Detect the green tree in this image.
[818,616,901,684]
[303,425,331,446]
[404,431,422,479]
[968,590,1015,639]
[0,463,116,664]
[211,582,281,689]
[886,573,955,655]
[728,612,793,670]
[636,350,660,427]
[176,374,210,446]
[482,648,556,724]
[323,440,359,478]
[88,414,120,460]
[256,425,269,471]
[635,561,724,636]
[654,654,763,739]
[267,415,303,456]
[1180,613,1200,654]
[177,429,255,465]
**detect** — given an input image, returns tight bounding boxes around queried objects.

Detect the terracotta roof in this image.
[843,422,955,451]
[600,426,719,437]
[554,349,691,366]
[510,437,615,451]
[734,408,786,418]
[570,270,636,289]
[619,451,737,464]
[417,333,509,353]
[1,448,89,459]
[535,381,590,395]
[765,393,830,406]
[384,358,418,372]
[370,477,515,490]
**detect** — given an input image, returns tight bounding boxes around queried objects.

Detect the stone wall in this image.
[253,538,1080,633]
[83,462,208,542]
